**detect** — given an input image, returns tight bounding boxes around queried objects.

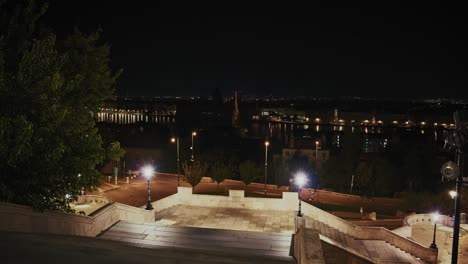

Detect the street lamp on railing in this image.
[142,165,154,210]
[430,212,439,249]
[171,137,180,186]
[295,172,306,217]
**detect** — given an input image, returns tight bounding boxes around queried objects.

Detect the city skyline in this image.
[44,2,466,99]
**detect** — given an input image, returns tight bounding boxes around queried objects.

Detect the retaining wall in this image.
[151,187,297,211]
[0,200,152,237]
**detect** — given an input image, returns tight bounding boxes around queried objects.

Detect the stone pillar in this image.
[177,187,193,204]
[282,192,299,211]
[295,215,305,232]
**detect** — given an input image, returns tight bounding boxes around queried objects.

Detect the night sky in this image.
[43,2,465,99]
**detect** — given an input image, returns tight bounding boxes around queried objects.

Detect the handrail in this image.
[301,202,437,263]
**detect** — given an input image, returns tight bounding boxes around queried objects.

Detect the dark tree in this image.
[106,141,125,184]
[182,160,208,191]
[322,125,362,192]
[270,156,289,186]
[0,1,120,211]
[239,160,261,186]
[208,161,231,190]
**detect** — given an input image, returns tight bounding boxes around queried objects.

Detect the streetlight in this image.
[142,165,154,210]
[191,131,197,162]
[449,190,457,216]
[295,172,306,217]
[264,141,269,194]
[430,212,439,249]
[315,141,319,160]
[171,137,180,186]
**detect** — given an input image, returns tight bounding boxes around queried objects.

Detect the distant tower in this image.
[232,91,240,128]
[333,108,339,124]
[371,111,377,125]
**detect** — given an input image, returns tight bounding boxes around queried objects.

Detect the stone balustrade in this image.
[403,213,458,227]
[0,198,152,237]
[76,195,111,205]
[301,202,437,263]
[151,187,298,212]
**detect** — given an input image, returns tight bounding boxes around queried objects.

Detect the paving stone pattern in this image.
[154,205,295,233]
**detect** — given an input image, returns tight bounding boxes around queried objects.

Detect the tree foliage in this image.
[208,161,231,187]
[0,1,120,211]
[107,141,125,166]
[270,155,289,187]
[239,160,261,186]
[182,160,208,190]
[322,126,361,192]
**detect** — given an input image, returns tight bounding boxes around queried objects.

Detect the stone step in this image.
[101,222,294,260]
[386,242,425,264]
[1,231,295,264]
[305,217,423,263]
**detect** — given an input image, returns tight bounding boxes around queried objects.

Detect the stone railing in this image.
[151,187,298,212]
[403,213,456,227]
[114,203,153,224]
[302,202,357,236]
[0,199,152,237]
[76,195,111,205]
[301,202,438,263]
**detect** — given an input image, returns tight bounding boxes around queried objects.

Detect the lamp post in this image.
[264,141,269,194]
[191,131,197,162]
[315,140,319,159]
[142,165,154,210]
[171,137,180,186]
[295,172,306,217]
[430,213,439,249]
[449,190,457,217]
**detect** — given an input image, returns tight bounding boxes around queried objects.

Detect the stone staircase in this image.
[100,221,295,263]
[305,216,427,263]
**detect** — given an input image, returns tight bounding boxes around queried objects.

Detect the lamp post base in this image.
[430,243,437,249]
[145,202,153,210]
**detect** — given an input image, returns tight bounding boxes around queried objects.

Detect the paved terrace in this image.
[100,205,296,260]
[100,204,426,263]
[154,205,295,233]
[411,223,468,264]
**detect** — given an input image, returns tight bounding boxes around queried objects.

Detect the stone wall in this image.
[0,200,152,237]
[403,213,466,227]
[151,187,297,212]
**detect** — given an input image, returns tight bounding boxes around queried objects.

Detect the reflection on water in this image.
[248,121,449,151]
